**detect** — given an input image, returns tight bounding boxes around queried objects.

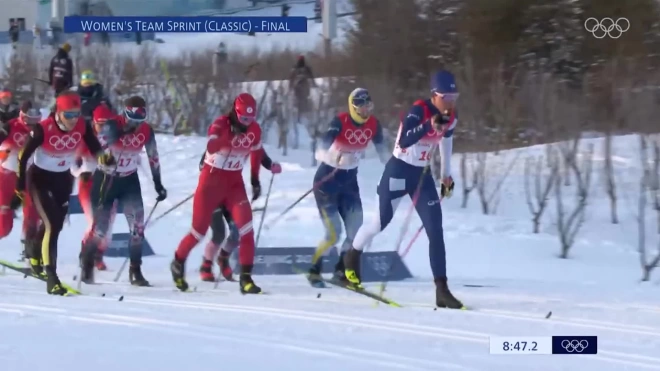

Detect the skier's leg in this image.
[412,172,463,309]
[0,169,17,238]
[21,190,41,263]
[81,171,116,282]
[172,169,220,291]
[200,207,226,281]
[345,160,405,285]
[335,176,363,279]
[225,182,260,294]
[216,210,238,281]
[29,167,74,295]
[119,174,149,286]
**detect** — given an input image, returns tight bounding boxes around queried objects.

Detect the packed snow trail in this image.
[1,135,659,370]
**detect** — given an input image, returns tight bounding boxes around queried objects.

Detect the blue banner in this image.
[63,16,308,34]
[229,247,413,282]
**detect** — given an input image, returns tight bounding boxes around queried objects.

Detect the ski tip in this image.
[118,295,124,301]
[545,311,552,319]
[316,293,322,298]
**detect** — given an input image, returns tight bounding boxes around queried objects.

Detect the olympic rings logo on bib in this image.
[231,132,255,148]
[120,133,146,148]
[13,132,27,147]
[345,129,372,145]
[49,132,81,150]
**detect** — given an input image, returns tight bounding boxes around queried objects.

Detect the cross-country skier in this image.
[77,70,113,122]
[172,92,279,294]
[307,88,389,288]
[0,102,42,242]
[343,71,464,309]
[0,88,19,123]
[71,104,115,271]
[79,96,167,286]
[197,149,282,282]
[13,90,110,295]
[48,43,73,96]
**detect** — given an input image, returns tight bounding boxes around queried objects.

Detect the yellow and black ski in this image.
[295,268,401,307]
[0,259,81,295]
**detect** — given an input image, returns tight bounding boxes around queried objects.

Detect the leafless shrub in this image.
[459,153,479,208]
[554,139,594,259]
[474,150,521,215]
[638,134,660,281]
[524,145,559,233]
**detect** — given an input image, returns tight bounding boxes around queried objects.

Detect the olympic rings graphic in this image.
[49,132,82,150]
[345,129,372,145]
[120,133,146,148]
[12,132,27,147]
[561,340,589,353]
[584,17,630,39]
[231,132,256,148]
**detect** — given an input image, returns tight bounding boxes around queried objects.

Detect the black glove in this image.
[251,178,261,201]
[440,176,455,198]
[431,113,452,131]
[155,181,167,202]
[98,152,116,166]
[10,191,23,211]
[75,156,83,168]
[80,171,92,182]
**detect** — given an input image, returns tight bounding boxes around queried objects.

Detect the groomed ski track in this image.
[0,275,659,371]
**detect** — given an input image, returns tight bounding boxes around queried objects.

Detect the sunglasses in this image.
[62,111,81,120]
[434,92,460,102]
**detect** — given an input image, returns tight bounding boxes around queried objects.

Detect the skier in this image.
[79,96,167,286]
[71,104,115,271]
[307,88,389,287]
[77,70,113,122]
[48,43,73,96]
[197,148,282,282]
[0,88,19,123]
[172,92,278,294]
[0,102,42,241]
[12,90,109,295]
[343,70,464,309]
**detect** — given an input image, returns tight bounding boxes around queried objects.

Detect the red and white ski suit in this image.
[175,115,264,266]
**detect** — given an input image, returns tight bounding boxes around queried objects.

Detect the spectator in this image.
[8,20,19,50]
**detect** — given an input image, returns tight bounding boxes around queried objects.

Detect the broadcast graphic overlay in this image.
[63,16,308,34]
[490,336,597,355]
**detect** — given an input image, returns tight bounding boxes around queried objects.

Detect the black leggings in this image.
[28,166,74,269]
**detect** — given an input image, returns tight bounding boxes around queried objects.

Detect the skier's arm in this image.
[0,121,9,143]
[206,122,223,153]
[249,133,264,182]
[97,118,121,147]
[17,125,45,190]
[199,151,205,171]
[260,148,273,170]
[372,119,390,163]
[82,121,103,157]
[316,116,342,154]
[397,105,431,149]
[440,113,458,178]
[143,125,163,186]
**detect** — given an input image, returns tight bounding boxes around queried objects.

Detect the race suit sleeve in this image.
[249,129,264,183]
[82,121,103,157]
[314,116,342,159]
[397,104,431,149]
[440,112,457,178]
[260,149,273,170]
[206,121,223,154]
[372,119,390,163]
[143,125,162,185]
[17,125,45,190]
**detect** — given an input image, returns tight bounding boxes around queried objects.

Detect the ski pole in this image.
[255,174,275,248]
[263,167,338,230]
[147,193,193,228]
[113,201,160,282]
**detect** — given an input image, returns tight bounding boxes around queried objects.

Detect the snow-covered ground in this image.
[1,133,660,370]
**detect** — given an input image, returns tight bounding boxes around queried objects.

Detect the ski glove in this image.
[251,178,261,201]
[155,182,167,202]
[80,172,92,182]
[270,162,282,174]
[98,152,116,166]
[431,113,452,132]
[440,176,454,198]
[10,190,23,211]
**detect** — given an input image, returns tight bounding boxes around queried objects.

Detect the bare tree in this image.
[459,153,479,208]
[524,145,559,233]
[475,151,521,215]
[554,141,594,259]
[638,134,660,281]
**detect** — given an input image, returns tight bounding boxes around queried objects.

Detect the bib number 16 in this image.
[418,151,432,161]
